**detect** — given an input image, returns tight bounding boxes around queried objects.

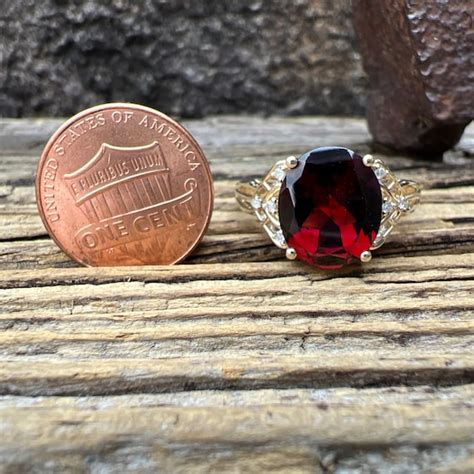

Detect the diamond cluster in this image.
[370,158,421,249]
[247,159,290,249]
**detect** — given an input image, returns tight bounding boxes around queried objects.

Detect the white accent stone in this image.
[398,197,410,212]
[272,167,286,181]
[382,200,394,214]
[250,197,262,210]
[375,167,388,179]
[263,198,277,215]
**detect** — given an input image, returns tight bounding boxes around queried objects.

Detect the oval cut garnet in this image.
[278,147,382,269]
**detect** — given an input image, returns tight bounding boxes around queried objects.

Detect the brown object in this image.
[1,116,474,471]
[354,0,473,156]
[35,103,213,266]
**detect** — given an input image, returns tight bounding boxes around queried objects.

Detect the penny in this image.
[36,103,213,266]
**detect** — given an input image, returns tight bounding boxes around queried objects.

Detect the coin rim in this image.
[35,102,214,267]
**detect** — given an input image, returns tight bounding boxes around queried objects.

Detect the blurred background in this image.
[0,0,365,118]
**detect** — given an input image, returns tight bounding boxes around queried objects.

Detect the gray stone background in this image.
[0,0,366,118]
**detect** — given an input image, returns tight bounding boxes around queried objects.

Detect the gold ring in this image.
[236,147,421,269]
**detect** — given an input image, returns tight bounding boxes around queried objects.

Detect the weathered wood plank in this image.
[1,186,474,265]
[0,386,473,473]
[1,253,474,287]
[0,116,371,154]
[1,119,473,269]
[1,354,473,396]
[0,254,472,394]
[0,117,473,472]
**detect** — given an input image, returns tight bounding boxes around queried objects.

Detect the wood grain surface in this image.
[0,116,473,473]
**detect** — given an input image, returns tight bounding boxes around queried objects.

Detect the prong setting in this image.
[360,250,372,263]
[363,154,375,167]
[286,248,297,260]
[286,156,298,169]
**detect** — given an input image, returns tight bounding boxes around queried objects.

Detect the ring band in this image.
[236,147,421,269]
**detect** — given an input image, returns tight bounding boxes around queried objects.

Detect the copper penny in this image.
[36,103,213,266]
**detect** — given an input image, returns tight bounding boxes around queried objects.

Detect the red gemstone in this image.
[278,147,382,269]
